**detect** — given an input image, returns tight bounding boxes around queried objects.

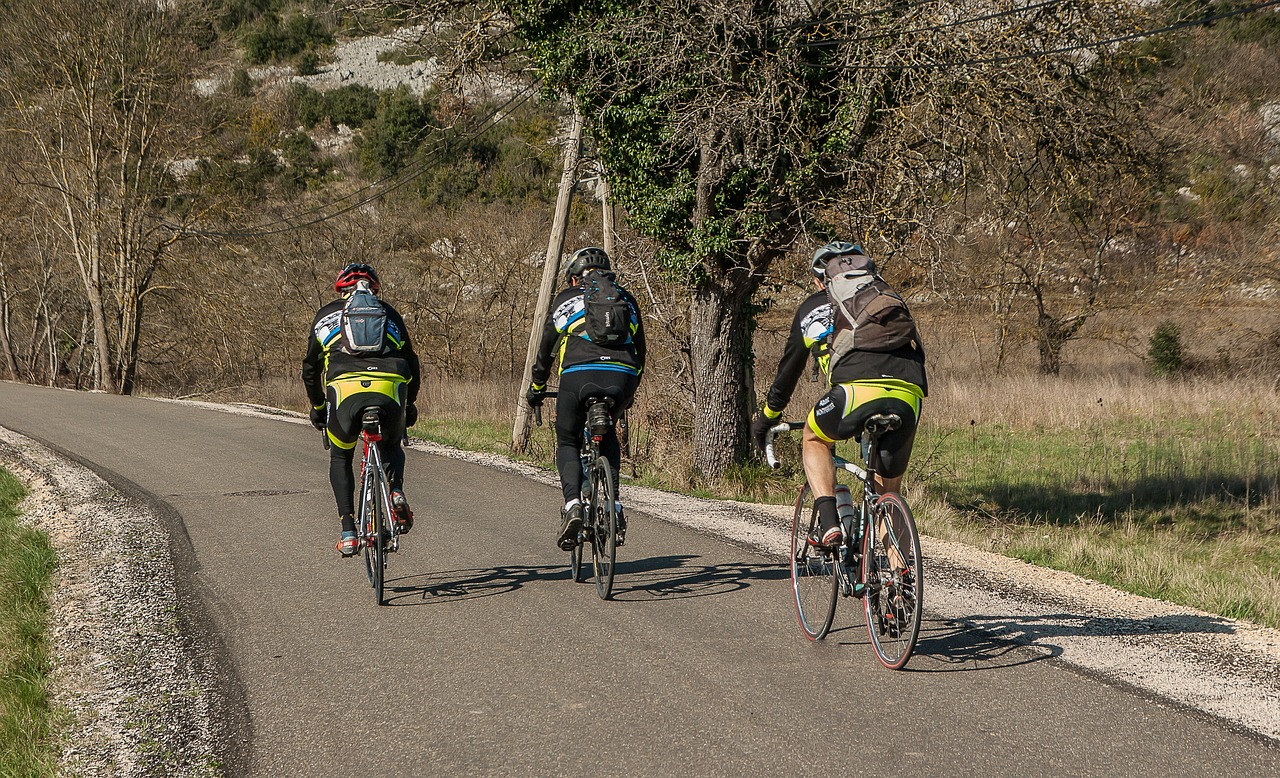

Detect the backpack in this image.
[581,271,632,346]
[339,283,388,354]
[824,253,922,362]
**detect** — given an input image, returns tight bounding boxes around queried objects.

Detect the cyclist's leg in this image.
[553,375,588,506]
[325,384,363,554]
[839,389,920,495]
[804,385,847,546]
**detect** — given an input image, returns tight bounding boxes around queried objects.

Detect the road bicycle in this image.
[535,392,622,600]
[765,414,923,669]
[326,407,402,606]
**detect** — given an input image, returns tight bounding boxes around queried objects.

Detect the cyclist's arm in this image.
[628,290,646,375]
[530,306,561,389]
[761,306,811,418]
[386,305,421,404]
[300,330,326,410]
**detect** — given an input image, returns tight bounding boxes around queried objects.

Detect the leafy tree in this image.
[357,0,1159,477]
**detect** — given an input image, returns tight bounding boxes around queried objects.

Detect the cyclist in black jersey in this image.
[752,242,927,549]
[525,247,647,551]
[301,263,421,557]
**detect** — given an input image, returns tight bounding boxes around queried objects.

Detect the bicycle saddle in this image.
[863,413,902,437]
[361,407,384,431]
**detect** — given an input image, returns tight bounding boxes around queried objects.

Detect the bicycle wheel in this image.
[861,492,923,669]
[589,456,617,600]
[790,483,838,640]
[363,470,387,606]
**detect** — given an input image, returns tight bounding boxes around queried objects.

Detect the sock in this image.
[814,496,838,532]
[339,513,355,533]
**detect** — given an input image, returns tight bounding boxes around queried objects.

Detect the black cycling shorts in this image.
[807,380,922,479]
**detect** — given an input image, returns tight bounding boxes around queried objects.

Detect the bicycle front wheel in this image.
[862,492,923,669]
[589,456,617,600]
[791,483,838,640]
[362,472,388,607]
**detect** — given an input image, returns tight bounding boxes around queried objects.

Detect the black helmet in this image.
[564,246,611,282]
[811,241,867,277]
[335,262,380,293]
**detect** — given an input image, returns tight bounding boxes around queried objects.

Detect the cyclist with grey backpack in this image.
[525,247,646,551]
[752,241,927,549]
[302,263,421,557]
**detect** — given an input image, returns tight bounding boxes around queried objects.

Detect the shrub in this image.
[243,13,332,65]
[1149,321,1185,376]
[228,69,253,97]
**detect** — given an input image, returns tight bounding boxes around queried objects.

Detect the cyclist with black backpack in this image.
[525,247,646,551]
[751,241,927,549]
[302,263,421,557]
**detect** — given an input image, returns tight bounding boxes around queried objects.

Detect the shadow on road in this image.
[378,555,789,606]
[610,556,790,602]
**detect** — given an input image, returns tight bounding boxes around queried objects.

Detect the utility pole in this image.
[512,111,583,452]
[600,169,616,258]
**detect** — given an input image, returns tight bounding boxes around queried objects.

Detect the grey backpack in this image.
[339,283,388,354]
[824,253,921,362]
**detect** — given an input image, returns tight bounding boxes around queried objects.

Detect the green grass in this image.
[414,408,1280,628]
[0,467,59,777]
[914,417,1280,628]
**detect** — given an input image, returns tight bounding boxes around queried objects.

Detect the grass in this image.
[0,467,59,777]
[412,373,1280,629]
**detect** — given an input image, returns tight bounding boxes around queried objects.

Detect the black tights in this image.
[553,370,638,505]
[330,439,404,517]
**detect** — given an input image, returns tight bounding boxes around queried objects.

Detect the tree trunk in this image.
[688,271,756,480]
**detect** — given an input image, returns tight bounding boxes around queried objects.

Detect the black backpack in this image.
[339,284,388,354]
[824,253,922,361]
[581,271,632,346]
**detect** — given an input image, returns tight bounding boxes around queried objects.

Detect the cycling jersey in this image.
[762,290,832,418]
[301,297,421,410]
[531,282,646,387]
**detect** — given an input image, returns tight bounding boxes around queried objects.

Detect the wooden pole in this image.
[512,111,583,452]
[600,170,616,259]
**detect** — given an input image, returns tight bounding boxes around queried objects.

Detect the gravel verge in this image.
[8,396,1279,772]
[0,427,236,777]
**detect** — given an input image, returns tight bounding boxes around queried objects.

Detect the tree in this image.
[354,0,1158,477]
[0,0,205,393]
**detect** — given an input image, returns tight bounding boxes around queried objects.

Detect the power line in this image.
[800,0,1280,70]
[784,0,944,31]
[161,81,540,239]
[794,0,1066,48]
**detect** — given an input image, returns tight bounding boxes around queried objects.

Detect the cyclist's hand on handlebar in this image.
[309,406,326,431]
[404,402,418,428]
[750,410,775,452]
[525,384,546,408]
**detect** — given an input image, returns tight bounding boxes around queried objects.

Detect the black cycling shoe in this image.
[557,503,584,551]
[615,506,627,547]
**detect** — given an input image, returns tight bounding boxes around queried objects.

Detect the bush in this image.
[297,50,320,76]
[288,84,379,130]
[228,69,253,97]
[1149,321,1185,376]
[243,13,332,65]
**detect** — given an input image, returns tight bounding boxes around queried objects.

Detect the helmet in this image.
[334,262,380,294]
[810,241,867,278]
[564,246,611,282]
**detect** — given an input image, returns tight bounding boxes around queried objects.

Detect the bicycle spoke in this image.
[862,492,922,669]
[590,456,617,600]
[790,483,838,640]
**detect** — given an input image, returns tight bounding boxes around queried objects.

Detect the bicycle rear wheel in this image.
[861,492,922,669]
[589,456,617,600]
[790,483,838,640]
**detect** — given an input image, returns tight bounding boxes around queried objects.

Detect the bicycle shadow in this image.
[831,611,1239,673]
[824,616,1055,672]
[380,563,563,606]
[609,556,791,602]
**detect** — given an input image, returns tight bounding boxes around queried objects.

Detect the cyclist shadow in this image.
[608,556,791,602]
[836,611,1240,673]
[380,563,563,606]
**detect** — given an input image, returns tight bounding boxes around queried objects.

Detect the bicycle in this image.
[325,407,402,606]
[535,391,621,600]
[765,415,923,669]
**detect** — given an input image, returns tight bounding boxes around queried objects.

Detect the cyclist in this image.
[302,263,421,557]
[752,241,927,549]
[525,247,646,551]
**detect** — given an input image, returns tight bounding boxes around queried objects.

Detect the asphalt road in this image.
[2,383,1276,777]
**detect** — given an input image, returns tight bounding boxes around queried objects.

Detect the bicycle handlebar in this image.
[532,390,558,427]
[763,421,806,469]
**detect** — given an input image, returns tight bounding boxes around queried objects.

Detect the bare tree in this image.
[0,0,204,393]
